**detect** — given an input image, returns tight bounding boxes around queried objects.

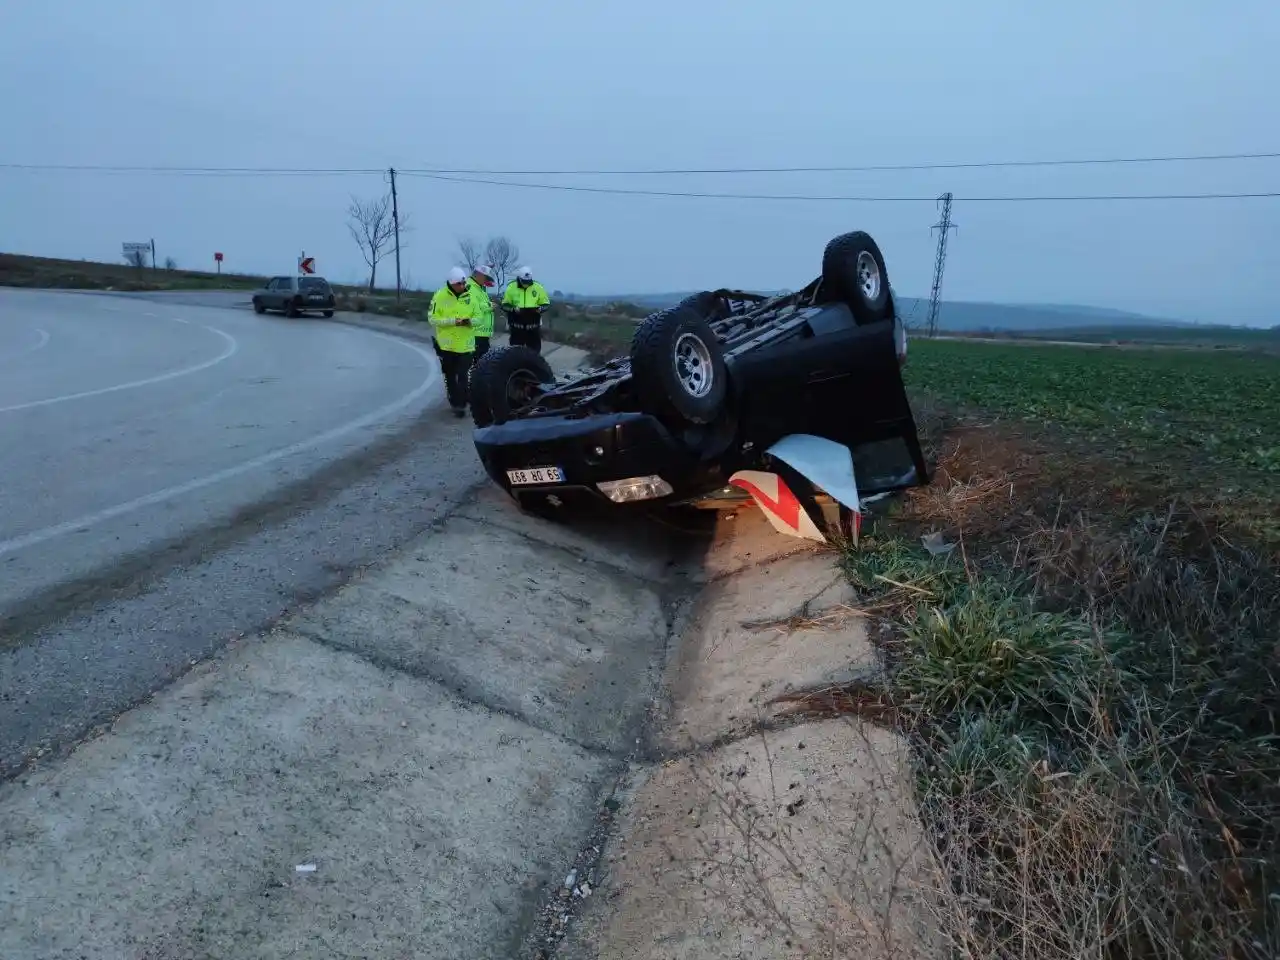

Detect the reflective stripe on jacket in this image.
[501,280,551,311]
[429,284,476,353]
[466,278,496,337]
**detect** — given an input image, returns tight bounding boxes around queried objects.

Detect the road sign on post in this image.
[298,257,315,275]
[214,251,223,274]
[123,241,150,267]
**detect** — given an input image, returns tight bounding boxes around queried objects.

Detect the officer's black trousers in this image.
[439,349,473,409]
[508,323,542,354]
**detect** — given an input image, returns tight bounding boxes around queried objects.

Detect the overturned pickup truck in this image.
[467,231,930,543]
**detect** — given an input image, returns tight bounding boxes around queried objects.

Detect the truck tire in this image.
[676,291,721,319]
[253,298,266,315]
[469,345,555,428]
[285,298,300,318]
[630,305,727,425]
[821,231,892,325]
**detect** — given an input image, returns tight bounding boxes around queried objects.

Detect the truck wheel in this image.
[253,299,266,315]
[469,345,555,428]
[821,231,892,325]
[285,298,300,318]
[323,309,334,318]
[630,305,727,425]
[676,291,721,319]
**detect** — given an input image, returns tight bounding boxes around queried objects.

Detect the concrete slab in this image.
[694,505,825,583]
[0,632,615,960]
[664,551,879,750]
[456,484,698,585]
[289,515,669,754]
[563,721,939,960]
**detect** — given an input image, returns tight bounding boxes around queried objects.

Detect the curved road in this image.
[0,289,486,777]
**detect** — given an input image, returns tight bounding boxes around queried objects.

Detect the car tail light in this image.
[596,475,673,503]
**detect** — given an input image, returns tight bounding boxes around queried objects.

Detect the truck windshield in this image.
[299,278,330,292]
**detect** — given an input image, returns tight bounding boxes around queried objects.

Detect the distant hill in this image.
[889,297,1202,334]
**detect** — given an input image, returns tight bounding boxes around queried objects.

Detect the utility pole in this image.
[389,167,402,302]
[150,238,157,273]
[927,192,957,338]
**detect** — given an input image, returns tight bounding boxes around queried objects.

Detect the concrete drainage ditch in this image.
[0,469,933,960]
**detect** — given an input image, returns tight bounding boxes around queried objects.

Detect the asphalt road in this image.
[0,288,490,777]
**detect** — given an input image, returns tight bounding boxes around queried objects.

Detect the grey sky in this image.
[2,1,1276,324]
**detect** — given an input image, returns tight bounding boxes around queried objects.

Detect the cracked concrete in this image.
[289,514,669,755]
[1,631,613,959]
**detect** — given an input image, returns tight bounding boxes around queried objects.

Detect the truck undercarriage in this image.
[467,231,930,541]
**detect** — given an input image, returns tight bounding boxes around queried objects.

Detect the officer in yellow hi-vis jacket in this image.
[429,266,476,416]
[501,265,551,354]
[467,263,497,357]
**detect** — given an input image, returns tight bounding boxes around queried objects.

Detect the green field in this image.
[906,337,1280,492]
[995,323,1280,351]
[841,336,1280,958]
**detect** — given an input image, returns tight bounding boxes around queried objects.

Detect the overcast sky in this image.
[2,1,1277,324]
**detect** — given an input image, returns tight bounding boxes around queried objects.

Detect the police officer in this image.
[501,265,551,354]
[467,262,497,357]
[429,266,476,416]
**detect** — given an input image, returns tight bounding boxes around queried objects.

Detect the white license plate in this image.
[507,466,564,485]
[308,295,325,302]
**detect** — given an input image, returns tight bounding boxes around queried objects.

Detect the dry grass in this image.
[804,402,1280,959]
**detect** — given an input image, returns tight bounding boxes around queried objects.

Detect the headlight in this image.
[596,475,673,503]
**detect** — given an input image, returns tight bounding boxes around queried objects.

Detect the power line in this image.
[400,171,1279,202]
[400,150,1280,176]
[3,149,1279,178]
[0,163,382,176]
[2,160,1277,202]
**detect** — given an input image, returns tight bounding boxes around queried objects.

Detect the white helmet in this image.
[516,266,533,281]
[447,266,467,284]
[473,262,495,279]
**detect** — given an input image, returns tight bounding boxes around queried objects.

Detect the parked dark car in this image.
[468,230,929,537]
[252,276,336,318]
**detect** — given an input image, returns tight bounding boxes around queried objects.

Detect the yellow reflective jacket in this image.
[466,277,496,337]
[501,280,551,311]
[428,284,476,353]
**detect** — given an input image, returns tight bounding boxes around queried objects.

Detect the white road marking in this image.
[0,335,439,558]
[172,318,189,324]
[0,327,51,364]
[0,323,238,414]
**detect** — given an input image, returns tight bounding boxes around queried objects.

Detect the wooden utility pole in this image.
[389,167,402,302]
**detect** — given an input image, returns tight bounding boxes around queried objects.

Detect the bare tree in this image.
[347,193,410,293]
[456,237,483,273]
[484,236,520,288]
[125,249,148,269]
[164,256,177,271]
